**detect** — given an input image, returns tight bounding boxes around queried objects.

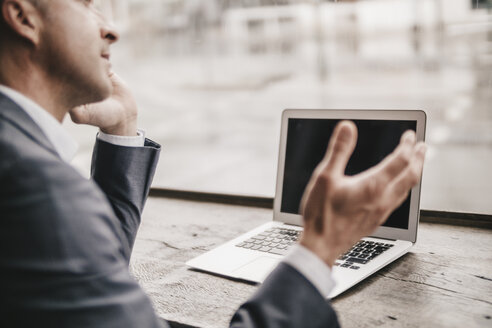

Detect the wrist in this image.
[299,233,338,268]
[100,120,138,136]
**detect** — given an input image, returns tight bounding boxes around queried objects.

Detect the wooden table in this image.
[130,192,492,328]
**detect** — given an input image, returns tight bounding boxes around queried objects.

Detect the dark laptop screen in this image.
[281,118,417,230]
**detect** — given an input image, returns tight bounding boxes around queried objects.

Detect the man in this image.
[0,0,426,327]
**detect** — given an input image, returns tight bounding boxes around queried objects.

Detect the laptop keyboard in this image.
[235,227,393,270]
[235,227,301,256]
[335,240,393,270]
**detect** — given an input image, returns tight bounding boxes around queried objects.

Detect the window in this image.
[67,0,492,214]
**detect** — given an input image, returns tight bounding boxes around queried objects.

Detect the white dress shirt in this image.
[284,244,335,297]
[0,84,334,298]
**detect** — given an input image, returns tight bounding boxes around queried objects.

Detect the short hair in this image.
[0,0,5,25]
[0,0,6,50]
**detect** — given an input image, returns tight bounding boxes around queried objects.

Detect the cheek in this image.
[54,33,102,77]
[46,13,101,63]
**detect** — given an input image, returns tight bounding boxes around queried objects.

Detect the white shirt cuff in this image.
[97,129,145,147]
[282,244,335,298]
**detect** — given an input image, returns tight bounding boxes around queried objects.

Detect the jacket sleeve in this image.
[230,263,340,328]
[91,138,160,262]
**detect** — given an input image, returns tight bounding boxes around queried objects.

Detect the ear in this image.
[1,0,42,46]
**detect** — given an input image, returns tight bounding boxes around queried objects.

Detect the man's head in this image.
[0,0,119,111]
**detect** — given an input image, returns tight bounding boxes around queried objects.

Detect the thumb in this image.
[323,120,358,176]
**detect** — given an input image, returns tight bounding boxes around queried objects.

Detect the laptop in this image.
[186,109,426,298]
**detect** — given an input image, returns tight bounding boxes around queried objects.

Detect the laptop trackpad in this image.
[233,257,280,282]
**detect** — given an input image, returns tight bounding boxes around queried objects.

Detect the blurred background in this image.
[66,0,492,215]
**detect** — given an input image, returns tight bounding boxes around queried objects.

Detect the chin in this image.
[88,79,113,103]
[60,68,113,108]
[99,81,113,100]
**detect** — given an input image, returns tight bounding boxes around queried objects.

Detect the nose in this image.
[101,23,120,44]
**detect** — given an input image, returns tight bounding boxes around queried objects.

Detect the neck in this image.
[0,50,71,123]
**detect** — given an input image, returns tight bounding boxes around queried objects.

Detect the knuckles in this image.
[363,177,382,200]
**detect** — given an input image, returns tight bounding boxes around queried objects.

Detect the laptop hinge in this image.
[368,236,397,241]
[281,223,302,227]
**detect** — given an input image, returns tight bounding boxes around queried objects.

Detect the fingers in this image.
[350,136,426,206]
[381,130,416,178]
[108,72,129,93]
[373,142,426,226]
[365,130,418,191]
[69,105,92,125]
[387,142,427,200]
[323,121,358,176]
[108,71,121,88]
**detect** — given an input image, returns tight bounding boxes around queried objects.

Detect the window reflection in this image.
[67,0,492,214]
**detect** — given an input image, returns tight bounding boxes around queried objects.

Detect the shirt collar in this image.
[0,85,78,163]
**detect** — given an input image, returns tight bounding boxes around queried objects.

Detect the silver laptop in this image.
[186,109,426,298]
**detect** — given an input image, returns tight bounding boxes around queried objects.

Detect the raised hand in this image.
[69,72,138,136]
[299,121,427,267]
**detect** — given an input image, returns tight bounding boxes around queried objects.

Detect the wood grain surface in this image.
[130,197,492,328]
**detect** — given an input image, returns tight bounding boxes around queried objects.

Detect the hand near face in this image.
[69,72,138,136]
[299,121,427,267]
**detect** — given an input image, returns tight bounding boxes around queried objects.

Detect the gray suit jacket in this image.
[0,93,339,328]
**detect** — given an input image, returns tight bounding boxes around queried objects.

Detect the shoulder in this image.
[0,116,23,172]
[0,114,58,175]
[0,117,74,190]
[0,119,126,273]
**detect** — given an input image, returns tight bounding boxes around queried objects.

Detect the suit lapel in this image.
[0,92,60,158]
